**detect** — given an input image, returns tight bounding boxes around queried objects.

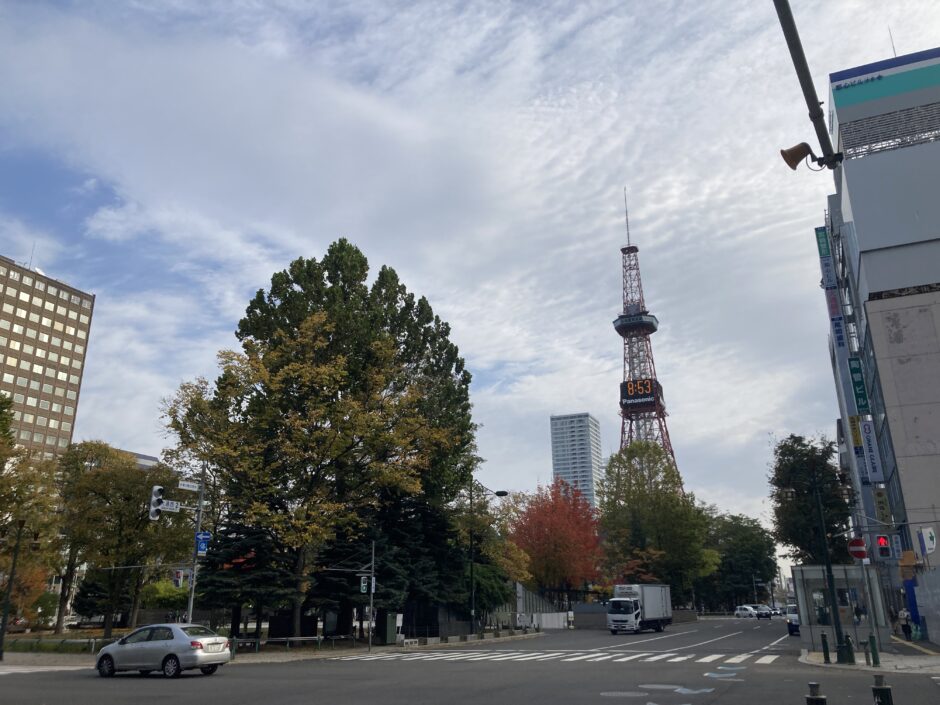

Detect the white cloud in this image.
[1,1,939,520]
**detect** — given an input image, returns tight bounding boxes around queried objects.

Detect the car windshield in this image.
[182,626,216,637]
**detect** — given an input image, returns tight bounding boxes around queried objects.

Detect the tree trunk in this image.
[230,603,242,638]
[291,550,307,640]
[254,599,263,639]
[128,570,145,628]
[103,611,114,639]
[358,608,364,640]
[54,546,80,634]
[337,598,354,636]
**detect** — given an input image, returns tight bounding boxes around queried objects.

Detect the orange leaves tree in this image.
[508,479,600,601]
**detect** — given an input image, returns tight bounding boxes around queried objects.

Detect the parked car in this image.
[6,617,29,633]
[96,624,230,678]
[734,605,757,618]
[786,604,801,635]
[751,604,773,620]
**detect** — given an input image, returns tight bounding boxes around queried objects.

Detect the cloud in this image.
[1,1,939,523]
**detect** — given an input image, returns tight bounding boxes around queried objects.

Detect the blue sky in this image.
[1,1,939,524]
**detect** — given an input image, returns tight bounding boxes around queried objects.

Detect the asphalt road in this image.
[2,618,937,705]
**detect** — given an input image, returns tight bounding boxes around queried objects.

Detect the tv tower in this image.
[613,192,676,464]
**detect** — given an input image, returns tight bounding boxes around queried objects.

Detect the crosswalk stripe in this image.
[464,652,524,661]
[696,654,723,663]
[725,654,751,663]
[613,653,652,662]
[587,654,616,662]
[524,652,570,661]
[490,653,539,661]
[668,655,695,662]
[561,653,597,662]
[643,653,677,662]
[755,655,779,664]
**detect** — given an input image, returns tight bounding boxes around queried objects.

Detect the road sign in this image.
[161,500,181,513]
[848,537,867,559]
[178,480,202,492]
[196,531,211,558]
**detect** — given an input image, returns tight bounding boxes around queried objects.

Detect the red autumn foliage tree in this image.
[509,479,600,592]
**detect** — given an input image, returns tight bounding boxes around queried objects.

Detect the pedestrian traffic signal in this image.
[149,485,164,521]
[876,534,891,558]
[360,576,368,593]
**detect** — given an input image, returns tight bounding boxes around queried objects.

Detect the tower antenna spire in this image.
[623,187,631,247]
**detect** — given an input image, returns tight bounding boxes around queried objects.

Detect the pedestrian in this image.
[854,604,862,625]
[899,606,912,641]
[889,606,899,634]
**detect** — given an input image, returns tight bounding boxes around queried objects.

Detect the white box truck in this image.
[607,584,672,634]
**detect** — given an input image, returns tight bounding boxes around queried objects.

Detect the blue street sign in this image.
[196,531,211,558]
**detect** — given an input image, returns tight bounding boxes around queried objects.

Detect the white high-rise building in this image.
[550,413,604,507]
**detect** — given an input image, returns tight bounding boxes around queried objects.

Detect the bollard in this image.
[862,640,870,666]
[869,633,880,667]
[805,682,827,705]
[820,632,831,664]
[872,675,893,705]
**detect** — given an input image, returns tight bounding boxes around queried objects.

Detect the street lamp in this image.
[469,480,507,633]
[0,519,37,661]
[784,468,856,665]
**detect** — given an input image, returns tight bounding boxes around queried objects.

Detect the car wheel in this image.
[97,656,115,678]
[200,665,219,676]
[162,655,182,678]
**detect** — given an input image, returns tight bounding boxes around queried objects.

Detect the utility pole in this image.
[369,541,374,653]
[186,464,207,622]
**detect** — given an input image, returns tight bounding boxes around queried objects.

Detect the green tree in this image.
[62,445,190,637]
[598,442,712,603]
[769,435,852,564]
[164,240,479,637]
[693,510,777,611]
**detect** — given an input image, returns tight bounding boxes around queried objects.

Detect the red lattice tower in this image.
[613,202,676,464]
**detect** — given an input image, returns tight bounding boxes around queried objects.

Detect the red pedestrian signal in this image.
[876,535,891,558]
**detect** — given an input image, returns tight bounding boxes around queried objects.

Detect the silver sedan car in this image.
[96,623,231,678]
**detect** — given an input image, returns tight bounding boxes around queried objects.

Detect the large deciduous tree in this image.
[509,479,599,602]
[598,441,711,603]
[164,239,480,636]
[769,434,852,564]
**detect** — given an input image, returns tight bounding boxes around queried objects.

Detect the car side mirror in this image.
[118,638,127,646]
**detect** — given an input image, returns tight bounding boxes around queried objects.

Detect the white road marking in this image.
[696,654,723,663]
[725,654,751,663]
[668,655,695,662]
[643,653,678,662]
[591,630,697,652]
[561,653,600,662]
[587,654,616,662]
[755,655,779,664]
[613,653,653,662]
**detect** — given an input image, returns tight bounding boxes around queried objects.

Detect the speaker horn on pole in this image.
[780,142,816,170]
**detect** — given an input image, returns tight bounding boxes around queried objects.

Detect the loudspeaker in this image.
[780,142,815,170]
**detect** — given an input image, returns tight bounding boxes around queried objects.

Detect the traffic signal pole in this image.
[186,464,207,622]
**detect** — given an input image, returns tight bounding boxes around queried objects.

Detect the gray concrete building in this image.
[549,412,603,508]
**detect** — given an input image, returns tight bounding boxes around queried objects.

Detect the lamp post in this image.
[785,464,855,665]
[469,480,507,633]
[0,519,27,661]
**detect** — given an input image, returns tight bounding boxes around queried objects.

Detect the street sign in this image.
[196,531,211,557]
[178,480,202,492]
[848,537,867,559]
[161,500,181,513]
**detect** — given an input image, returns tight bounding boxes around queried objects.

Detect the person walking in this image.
[899,606,912,640]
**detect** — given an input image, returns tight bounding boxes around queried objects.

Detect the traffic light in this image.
[876,534,891,558]
[360,576,368,593]
[149,485,164,521]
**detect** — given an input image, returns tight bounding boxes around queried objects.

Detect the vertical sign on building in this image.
[848,357,870,414]
[860,418,885,483]
[848,415,869,483]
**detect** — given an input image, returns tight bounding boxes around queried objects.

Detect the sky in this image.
[1,1,938,528]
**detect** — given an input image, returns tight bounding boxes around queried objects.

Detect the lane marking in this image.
[591,630,698,652]
[668,655,695,662]
[561,653,600,662]
[755,655,779,664]
[725,654,751,663]
[588,654,616,662]
[643,653,678,662]
[696,655,723,663]
[613,652,653,662]
[670,631,743,651]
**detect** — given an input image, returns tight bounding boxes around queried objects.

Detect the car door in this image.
[140,626,175,670]
[114,628,153,670]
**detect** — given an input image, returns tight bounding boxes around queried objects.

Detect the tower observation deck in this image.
[614,237,676,464]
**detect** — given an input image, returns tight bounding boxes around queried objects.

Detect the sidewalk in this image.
[800,637,940,674]
[1,630,546,668]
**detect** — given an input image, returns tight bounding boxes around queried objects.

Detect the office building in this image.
[0,255,94,459]
[819,47,940,624]
[550,413,604,507]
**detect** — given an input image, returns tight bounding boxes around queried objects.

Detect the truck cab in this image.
[607,597,640,634]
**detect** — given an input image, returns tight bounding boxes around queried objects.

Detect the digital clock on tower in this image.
[619,378,660,411]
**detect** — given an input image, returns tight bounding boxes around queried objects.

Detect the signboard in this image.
[892,534,903,561]
[161,500,181,513]
[815,227,831,256]
[920,526,937,555]
[873,487,892,526]
[859,419,885,483]
[820,255,838,289]
[620,379,660,412]
[196,531,211,558]
[178,480,202,492]
[848,358,870,414]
